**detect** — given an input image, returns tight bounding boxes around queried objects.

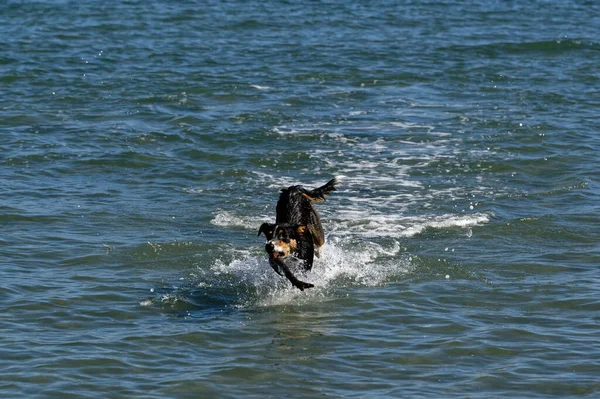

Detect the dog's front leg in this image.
[272,257,314,291]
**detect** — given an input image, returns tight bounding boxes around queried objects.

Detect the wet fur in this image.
[258,178,337,290]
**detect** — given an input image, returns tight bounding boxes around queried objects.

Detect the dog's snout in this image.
[266,240,287,257]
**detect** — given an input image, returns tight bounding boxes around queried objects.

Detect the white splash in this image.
[187,234,412,309]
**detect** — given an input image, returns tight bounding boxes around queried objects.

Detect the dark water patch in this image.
[176,148,238,164]
[74,151,168,169]
[144,283,242,320]
[441,39,599,58]
[0,213,65,224]
[497,39,599,54]
[128,240,208,262]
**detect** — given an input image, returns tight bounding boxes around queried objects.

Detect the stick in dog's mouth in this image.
[269,256,314,291]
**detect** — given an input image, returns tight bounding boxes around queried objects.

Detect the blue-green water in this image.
[2,1,599,398]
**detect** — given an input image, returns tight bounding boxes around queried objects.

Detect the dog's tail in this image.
[302,178,338,202]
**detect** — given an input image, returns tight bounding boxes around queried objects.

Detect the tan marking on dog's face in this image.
[289,238,297,252]
[266,239,297,258]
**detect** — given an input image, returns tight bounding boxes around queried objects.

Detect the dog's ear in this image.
[307,223,324,247]
[257,223,275,240]
[295,225,308,237]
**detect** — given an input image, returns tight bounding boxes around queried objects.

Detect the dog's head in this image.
[258,223,307,258]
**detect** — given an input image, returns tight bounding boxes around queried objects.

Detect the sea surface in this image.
[2,1,599,398]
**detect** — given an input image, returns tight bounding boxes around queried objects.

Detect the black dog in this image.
[258,178,337,290]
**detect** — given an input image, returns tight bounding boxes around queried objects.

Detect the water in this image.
[2,1,599,397]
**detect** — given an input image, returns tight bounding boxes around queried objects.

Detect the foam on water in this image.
[212,207,489,240]
[210,209,268,229]
[248,170,326,190]
[329,210,490,239]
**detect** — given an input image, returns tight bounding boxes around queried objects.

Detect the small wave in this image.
[330,212,490,239]
[210,209,267,230]
[441,39,597,57]
[250,84,272,90]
